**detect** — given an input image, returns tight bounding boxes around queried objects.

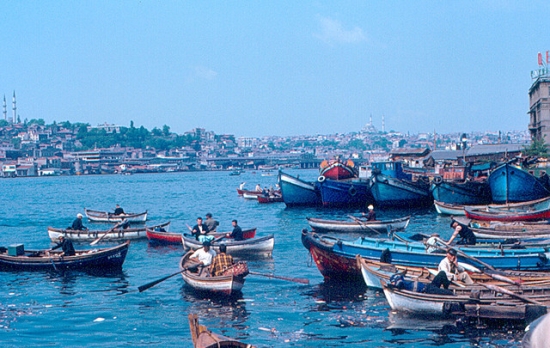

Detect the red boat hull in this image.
[319,160,356,180]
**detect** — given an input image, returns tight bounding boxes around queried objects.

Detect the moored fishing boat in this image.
[317,178,372,207]
[370,174,432,208]
[84,208,148,223]
[430,177,492,205]
[147,228,257,245]
[48,221,171,242]
[182,234,274,258]
[179,250,248,295]
[306,215,410,234]
[434,200,467,215]
[318,157,357,180]
[0,240,130,271]
[489,162,550,204]
[188,313,256,348]
[278,170,322,207]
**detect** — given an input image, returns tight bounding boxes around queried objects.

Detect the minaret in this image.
[2,95,6,121]
[382,114,386,133]
[12,91,16,124]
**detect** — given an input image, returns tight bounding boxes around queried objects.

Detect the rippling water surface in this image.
[0,170,527,347]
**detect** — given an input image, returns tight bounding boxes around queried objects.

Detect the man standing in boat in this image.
[51,236,76,257]
[191,217,210,241]
[204,213,219,232]
[446,220,476,245]
[71,213,87,231]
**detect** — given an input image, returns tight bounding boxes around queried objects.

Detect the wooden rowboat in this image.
[307,216,410,234]
[179,251,247,295]
[381,279,549,323]
[465,196,550,222]
[0,241,130,271]
[48,221,170,242]
[453,216,550,240]
[257,195,283,203]
[146,228,257,245]
[356,256,550,291]
[188,313,255,348]
[84,208,148,223]
[182,234,274,258]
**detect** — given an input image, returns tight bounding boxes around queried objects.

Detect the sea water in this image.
[0,169,525,347]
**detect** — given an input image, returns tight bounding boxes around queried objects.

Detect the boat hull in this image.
[182,234,274,258]
[278,171,322,206]
[306,216,410,234]
[318,178,372,207]
[84,208,148,223]
[0,241,130,271]
[371,175,432,208]
[179,252,246,295]
[48,222,170,242]
[430,180,491,205]
[489,163,550,203]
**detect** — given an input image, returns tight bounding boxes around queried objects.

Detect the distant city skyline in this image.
[1,2,549,137]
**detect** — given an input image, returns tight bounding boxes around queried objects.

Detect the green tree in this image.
[523,138,548,157]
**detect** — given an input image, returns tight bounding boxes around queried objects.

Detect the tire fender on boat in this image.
[348,185,357,196]
[318,175,326,183]
[433,176,443,185]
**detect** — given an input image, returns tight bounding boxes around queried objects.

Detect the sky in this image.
[1,1,549,138]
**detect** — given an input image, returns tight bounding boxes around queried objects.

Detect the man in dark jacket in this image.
[51,236,76,256]
[191,217,210,241]
[71,213,87,231]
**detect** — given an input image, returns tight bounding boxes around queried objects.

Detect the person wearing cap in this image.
[209,243,234,277]
[204,213,219,232]
[189,241,217,270]
[191,217,210,241]
[446,220,476,246]
[438,248,473,285]
[71,213,87,231]
[51,235,76,257]
[113,204,125,215]
[362,205,377,221]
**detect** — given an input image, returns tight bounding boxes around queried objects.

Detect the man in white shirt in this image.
[438,248,473,285]
[189,241,217,270]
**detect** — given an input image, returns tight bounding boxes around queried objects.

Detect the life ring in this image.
[348,185,357,196]
[433,176,443,185]
[318,175,326,183]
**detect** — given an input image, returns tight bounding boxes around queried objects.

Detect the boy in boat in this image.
[51,236,76,257]
[209,244,234,277]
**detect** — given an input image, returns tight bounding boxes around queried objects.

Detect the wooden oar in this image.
[90,220,124,246]
[424,267,466,288]
[347,215,383,235]
[138,264,200,292]
[248,271,309,284]
[480,283,546,306]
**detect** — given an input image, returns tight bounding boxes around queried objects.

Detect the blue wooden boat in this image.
[369,161,432,207]
[430,179,491,205]
[489,162,550,204]
[301,230,550,281]
[278,171,322,207]
[317,178,373,207]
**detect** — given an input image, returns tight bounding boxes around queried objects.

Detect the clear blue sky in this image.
[1,1,549,137]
